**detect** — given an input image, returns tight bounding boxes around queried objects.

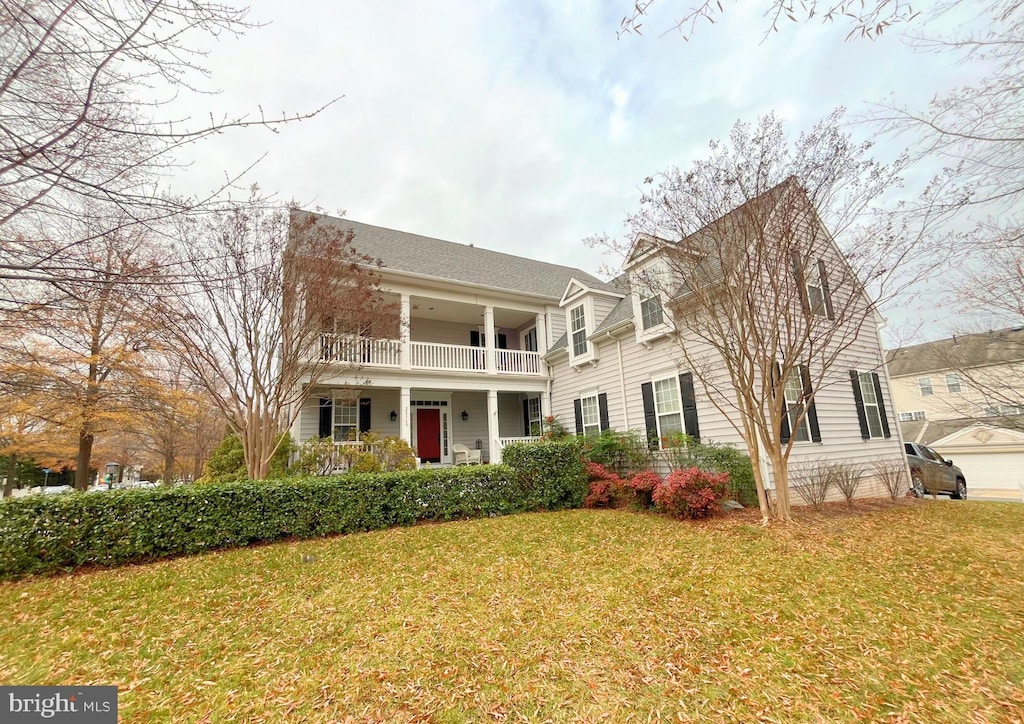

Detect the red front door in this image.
[416,409,441,462]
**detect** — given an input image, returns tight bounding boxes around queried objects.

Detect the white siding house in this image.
[289,183,906,501]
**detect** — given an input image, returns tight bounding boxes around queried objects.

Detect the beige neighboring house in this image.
[887,328,1024,498]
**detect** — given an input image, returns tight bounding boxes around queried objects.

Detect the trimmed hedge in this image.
[0,465,544,579]
[500,438,588,510]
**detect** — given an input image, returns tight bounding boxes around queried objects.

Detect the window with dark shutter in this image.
[678,373,700,441]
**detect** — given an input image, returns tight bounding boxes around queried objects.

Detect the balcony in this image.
[320,334,545,376]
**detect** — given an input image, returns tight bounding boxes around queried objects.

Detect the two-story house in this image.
[887,328,1024,496]
[289,183,906,501]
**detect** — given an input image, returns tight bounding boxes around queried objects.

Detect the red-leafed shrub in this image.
[652,467,730,519]
[584,461,626,508]
[625,470,661,508]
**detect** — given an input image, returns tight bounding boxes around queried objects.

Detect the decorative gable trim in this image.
[558,277,625,307]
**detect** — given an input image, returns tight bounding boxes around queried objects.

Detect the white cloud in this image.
[164,0,988,333]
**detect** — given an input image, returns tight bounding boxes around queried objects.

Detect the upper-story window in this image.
[918,377,934,396]
[640,295,664,330]
[523,328,538,352]
[898,411,927,422]
[570,304,588,356]
[945,373,962,393]
[806,264,826,317]
[783,370,812,443]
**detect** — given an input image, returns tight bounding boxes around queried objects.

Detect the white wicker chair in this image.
[452,443,482,465]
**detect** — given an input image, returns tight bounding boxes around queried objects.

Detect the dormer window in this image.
[570,304,588,356]
[640,295,664,330]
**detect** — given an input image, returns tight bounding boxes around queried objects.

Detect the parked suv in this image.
[904,442,967,499]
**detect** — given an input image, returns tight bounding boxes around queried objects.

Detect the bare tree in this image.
[156,194,398,480]
[0,0,335,295]
[619,0,921,40]
[591,111,948,522]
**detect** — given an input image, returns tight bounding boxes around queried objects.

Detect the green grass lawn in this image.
[1,500,1022,722]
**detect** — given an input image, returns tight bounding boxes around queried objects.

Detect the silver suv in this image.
[904,442,967,499]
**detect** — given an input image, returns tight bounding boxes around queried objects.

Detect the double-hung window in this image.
[783,370,812,443]
[945,373,962,393]
[640,295,664,330]
[580,395,601,436]
[526,397,542,436]
[333,398,358,442]
[570,304,588,356]
[653,376,683,437]
[857,372,885,438]
[806,264,826,317]
[918,377,934,396]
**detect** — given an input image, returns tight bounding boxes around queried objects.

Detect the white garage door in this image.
[942,451,1024,493]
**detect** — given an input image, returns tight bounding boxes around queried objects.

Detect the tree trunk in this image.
[75,431,94,490]
[163,449,175,486]
[3,455,15,498]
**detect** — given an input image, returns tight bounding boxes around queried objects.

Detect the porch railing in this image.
[497,436,543,451]
[496,349,542,374]
[318,334,544,375]
[410,341,486,372]
[320,334,401,367]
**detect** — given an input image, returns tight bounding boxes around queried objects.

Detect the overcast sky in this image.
[167,0,984,342]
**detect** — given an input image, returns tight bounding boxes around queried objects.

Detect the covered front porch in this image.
[295,385,548,465]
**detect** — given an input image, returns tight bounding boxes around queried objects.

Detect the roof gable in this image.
[558,277,626,306]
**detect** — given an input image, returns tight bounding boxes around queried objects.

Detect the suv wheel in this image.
[910,471,925,498]
[952,478,966,500]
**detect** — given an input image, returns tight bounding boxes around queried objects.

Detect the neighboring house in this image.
[289,190,905,500]
[887,327,1024,423]
[888,329,1024,496]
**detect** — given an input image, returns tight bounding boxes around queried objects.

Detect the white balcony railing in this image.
[496,349,542,374]
[410,341,486,372]
[319,334,544,376]
[320,334,401,366]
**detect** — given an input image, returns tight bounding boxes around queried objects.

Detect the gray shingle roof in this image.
[899,416,1024,444]
[886,327,1024,377]
[296,211,609,300]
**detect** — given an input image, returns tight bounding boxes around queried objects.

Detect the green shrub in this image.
[202,432,295,482]
[0,465,538,579]
[583,429,652,478]
[350,452,383,473]
[360,431,417,471]
[295,437,337,476]
[501,438,587,510]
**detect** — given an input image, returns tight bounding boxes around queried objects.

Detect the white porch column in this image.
[540,390,551,423]
[400,294,411,370]
[535,312,548,355]
[400,387,412,447]
[487,389,499,463]
[484,305,496,373]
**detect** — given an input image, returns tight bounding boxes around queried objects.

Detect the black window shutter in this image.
[800,365,821,443]
[791,250,809,313]
[872,372,892,438]
[573,398,583,436]
[318,397,332,439]
[358,398,372,434]
[470,330,480,347]
[850,370,870,439]
[817,259,835,320]
[775,362,791,443]
[523,399,531,436]
[598,393,610,432]
[678,373,700,441]
[641,382,659,450]
[497,333,508,349]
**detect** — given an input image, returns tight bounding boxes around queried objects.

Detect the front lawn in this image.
[1,501,1022,721]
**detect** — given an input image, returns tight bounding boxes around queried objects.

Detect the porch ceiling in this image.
[409,296,535,329]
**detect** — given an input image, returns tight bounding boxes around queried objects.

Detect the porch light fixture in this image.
[461,410,469,421]
[389,410,397,422]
